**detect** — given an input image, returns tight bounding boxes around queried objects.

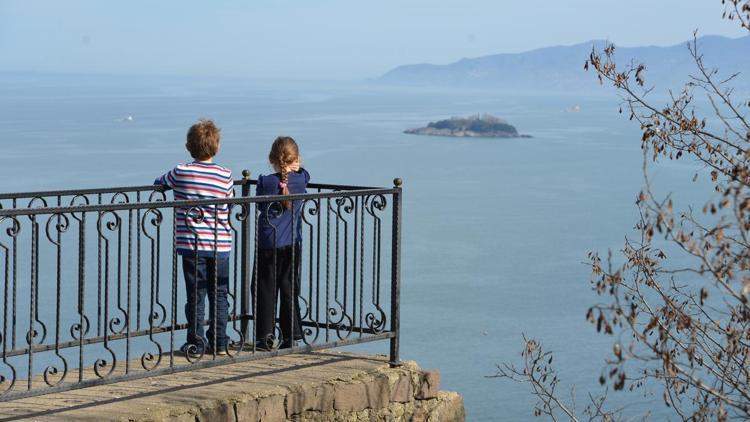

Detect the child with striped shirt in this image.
[155,119,234,356]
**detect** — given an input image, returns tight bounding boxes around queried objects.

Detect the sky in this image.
[0,0,746,80]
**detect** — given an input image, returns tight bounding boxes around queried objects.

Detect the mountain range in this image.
[377,35,750,91]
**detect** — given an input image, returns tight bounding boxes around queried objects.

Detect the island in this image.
[404,114,531,138]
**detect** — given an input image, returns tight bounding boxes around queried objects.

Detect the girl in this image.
[254,136,310,349]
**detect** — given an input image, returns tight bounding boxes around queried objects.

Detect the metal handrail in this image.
[0,176,403,402]
[0,188,397,217]
[0,171,383,202]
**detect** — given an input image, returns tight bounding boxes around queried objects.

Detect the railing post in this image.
[390,177,402,367]
[240,170,252,342]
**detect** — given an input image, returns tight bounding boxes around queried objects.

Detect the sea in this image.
[0,73,711,420]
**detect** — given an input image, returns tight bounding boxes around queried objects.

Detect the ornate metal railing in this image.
[0,171,402,401]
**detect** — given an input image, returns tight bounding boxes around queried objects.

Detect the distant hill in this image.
[377,35,750,91]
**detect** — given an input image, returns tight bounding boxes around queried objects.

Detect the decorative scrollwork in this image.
[335,196,355,215]
[70,315,91,340]
[68,194,90,222]
[26,197,48,221]
[223,324,245,357]
[144,311,157,326]
[185,206,206,232]
[0,216,18,394]
[3,217,20,238]
[28,213,48,345]
[365,309,387,334]
[26,196,48,209]
[141,208,167,327]
[300,198,321,342]
[183,340,207,364]
[0,360,17,394]
[226,203,248,262]
[110,192,130,205]
[97,211,128,335]
[225,204,247,358]
[327,306,343,325]
[93,349,116,379]
[145,209,168,328]
[141,209,163,241]
[331,195,354,340]
[68,197,91,342]
[45,213,70,246]
[367,194,388,214]
[148,189,167,203]
[301,321,320,345]
[43,355,68,386]
[108,316,126,334]
[231,203,249,224]
[302,198,320,222]
[335,313,354,340]
[97,210,121,235]
[299,295,310,320]
[152,304,167,329]
[327,306,353,340]
[25,326,47,346]
[141,345,162,371]
[227,290,237,314]
[225,294,246,357]
[364,194,388,336]
[183,206,210,362]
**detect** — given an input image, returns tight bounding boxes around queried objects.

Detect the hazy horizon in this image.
[1,33,747,84]
[1,1,746,80]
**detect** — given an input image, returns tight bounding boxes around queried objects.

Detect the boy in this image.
[155,118,234,356]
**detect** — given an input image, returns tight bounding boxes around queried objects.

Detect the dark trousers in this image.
[253,244,303,346]
[182,255,229,349]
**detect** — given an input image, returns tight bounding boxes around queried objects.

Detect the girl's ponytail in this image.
[279,165,291,209]
[269,136,299,210]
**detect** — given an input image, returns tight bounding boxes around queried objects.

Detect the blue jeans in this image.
[182,255,229,350]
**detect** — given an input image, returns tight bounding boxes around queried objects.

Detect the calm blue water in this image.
[0,75,704,420]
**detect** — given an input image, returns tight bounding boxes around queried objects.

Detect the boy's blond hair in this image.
[186,119,220,160]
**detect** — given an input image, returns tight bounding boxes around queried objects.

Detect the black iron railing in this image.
[0,171,402,401]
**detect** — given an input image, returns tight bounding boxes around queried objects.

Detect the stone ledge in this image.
[0,352,464,422]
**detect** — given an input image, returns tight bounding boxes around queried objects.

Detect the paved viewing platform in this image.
[0,352,464,421]
[0,179,466,420]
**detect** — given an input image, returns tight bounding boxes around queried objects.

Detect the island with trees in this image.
[404,114,531,138]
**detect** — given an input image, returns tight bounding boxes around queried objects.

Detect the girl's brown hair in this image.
[268,136,300,209]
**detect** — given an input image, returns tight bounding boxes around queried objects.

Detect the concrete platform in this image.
[0,352,464,421]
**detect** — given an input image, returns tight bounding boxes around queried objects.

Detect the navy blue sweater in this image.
[256,168,310,249]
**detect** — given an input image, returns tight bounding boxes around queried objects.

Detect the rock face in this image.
[405,115,531,138]
[200,361,466,422]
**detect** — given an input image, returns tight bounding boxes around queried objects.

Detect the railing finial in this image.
[393,178,402,188]
[242,169,251,180]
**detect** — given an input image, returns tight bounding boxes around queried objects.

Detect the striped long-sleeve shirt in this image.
[155,162,235,257]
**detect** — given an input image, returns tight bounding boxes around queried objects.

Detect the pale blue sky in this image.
[0,0,745,80]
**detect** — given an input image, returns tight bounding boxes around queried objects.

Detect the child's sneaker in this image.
[254,338,278,351]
